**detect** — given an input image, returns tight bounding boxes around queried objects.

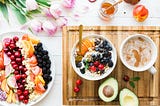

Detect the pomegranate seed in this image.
[76,79,82,86]
[17,89,22,95]
[23,68,27,72]
[23,99,28,104]
[16,58,22,63]
[14,71,19,75]
[11,61,16,65]
[93,61,100,67]
[19,95,25,101]
[19,85,24,90]
[7,52,12,57]
[22,79,26,84]
[19,65,24,71]
[14,51,21,58]
[10,44,16,49]
[10,55,15,61]
[123,75,130,82]
[98,64,104,70]
[5,42,10,47]
[13,36,19,42]
[74,86,80,93]
[13,64,18,69]
[3,48,9,53]
[23,90,29,96]
[22,56,25,61]
[89,66,96,72]
[21,74,27,78]
[15,74,21,80]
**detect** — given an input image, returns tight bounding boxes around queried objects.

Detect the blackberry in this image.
[42,50,48,55]
[46,64,51,69]
[108,60,113,67]
[42,67,47,71]
[44,85,48,89]
[37,43,42,47]
[80,68,85,74]
[76,62,82,68]
[47,70,52,75]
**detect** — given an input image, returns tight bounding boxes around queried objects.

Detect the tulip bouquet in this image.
[0,0,52,24]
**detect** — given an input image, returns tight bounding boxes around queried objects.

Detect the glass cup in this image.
[99,0,118,21]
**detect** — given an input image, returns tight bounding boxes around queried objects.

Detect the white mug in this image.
[120,34,158,74]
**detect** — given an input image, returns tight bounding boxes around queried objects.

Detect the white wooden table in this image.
[0,0,160,106]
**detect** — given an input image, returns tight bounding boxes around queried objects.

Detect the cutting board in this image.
[62,26,160,105]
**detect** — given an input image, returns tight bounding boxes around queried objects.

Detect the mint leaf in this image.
[85,60,89,70]
[131,76,140,81]
[129,81,135,88]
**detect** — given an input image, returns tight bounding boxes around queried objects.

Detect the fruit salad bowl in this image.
[0,31,55,106]
[71,34,117,80]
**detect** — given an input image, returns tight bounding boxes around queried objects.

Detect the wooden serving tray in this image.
[62,26,160,105]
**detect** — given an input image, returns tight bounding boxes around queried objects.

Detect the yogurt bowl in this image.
[71,34,117,80]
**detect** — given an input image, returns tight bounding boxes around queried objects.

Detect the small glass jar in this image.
[99,0,118,21]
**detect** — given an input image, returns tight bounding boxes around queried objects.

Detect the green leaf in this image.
[131,76,140,81]
[15,0,26,8]
[85,61,89,70]
[10,5,27,24]
[0,3,9,22]
[26,9,41,16]
[36,0,51,7]
[129,81,135,88]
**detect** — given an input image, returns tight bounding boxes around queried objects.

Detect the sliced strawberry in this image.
[35,82,45,94]
[31,66,42,76]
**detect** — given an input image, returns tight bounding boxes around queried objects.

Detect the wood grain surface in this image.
[62,26,160,105]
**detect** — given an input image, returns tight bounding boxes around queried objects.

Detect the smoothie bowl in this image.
[71,35,117,80]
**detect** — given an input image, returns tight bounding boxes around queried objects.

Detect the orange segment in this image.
[22,40,34,58]
[22,34,30,41]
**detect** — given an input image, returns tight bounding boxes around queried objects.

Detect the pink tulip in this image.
[62,0,76,9]
[56,17,68,29]
[26,0,38,11]
[42,20,57,36]
[44,8,53,18]
[30,20,43,33]
[50,4,62,19]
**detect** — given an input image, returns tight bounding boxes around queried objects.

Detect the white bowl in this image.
[0,31,55,106]
[71,34,117,81]
[120,34,157,72]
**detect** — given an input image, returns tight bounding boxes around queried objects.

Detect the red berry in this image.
[19,95,25,101]
[22,56,25,61]
[23,90,29,96]
[74,86,80,93]
[10,43,16,50]
[123,75,130,82]
[22,79,26,84]
[23,68,27,72]
[5,42,10,47]
[76,79,82,86]
[19,85,24,90]
[15,74,21,80]
[17,89,22,95]
[94,61,100,67]
[23,99,28,104]
[14,51,21,58]
[3,48,9,53]
[11,61,16,65]
[14,71,19,75]
[16,58,22,63]
[21,74,27,78]
[89,66,96,72]
[19,65,24,71]
[10,55,15,61]
[98,64,104,70]
[13,64,18,69]
[7,52,12,56]
[13,36,19,42]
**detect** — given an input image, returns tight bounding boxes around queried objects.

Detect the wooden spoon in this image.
[79,25,83,54]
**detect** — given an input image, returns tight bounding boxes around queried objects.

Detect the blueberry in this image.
[34,46,38,50]
[38,63,43,68]
[46,64,51,69]
[99,48,103,53]
[38,59,43,63]
[76,62,82,68]
[47,60,51,64]
[48,76,52,81]
[104,59,109,64]
[43,55,49,60]
[95,47,99,51]
[100,59,105,64]
[102,40,108,45]
[38,47,43,52]
[47,70,52,75]
[89,62,93,66]
[91,54,96,58]
[43,61,46,65]
[37,43,42,47]
[34,51,38,55]
[108,47,112,51]
[108,60,113,67]
[42,70,47,74]
[44,85,48,89]
[42,50,48,55]
[43,74,49,79]
[99,44,104,48]
[42,67,47,71]
[80,68,85,74]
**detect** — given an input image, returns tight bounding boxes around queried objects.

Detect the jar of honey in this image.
[99,0,118,20]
